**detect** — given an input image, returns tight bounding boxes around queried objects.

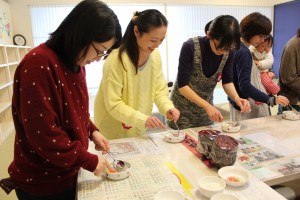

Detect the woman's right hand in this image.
[204,104,224,122]
[93,155,112,177]
[275,95,289,107]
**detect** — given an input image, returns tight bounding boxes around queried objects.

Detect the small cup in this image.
[198,176,226,198]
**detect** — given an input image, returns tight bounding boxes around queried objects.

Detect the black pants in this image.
[15,186,76,200]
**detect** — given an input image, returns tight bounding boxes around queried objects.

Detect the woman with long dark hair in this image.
[94,9,180,139]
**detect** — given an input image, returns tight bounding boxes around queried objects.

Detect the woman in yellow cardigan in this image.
[94,9,180,139]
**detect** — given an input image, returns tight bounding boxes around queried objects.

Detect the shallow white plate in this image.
[105,161,131,180]
[218,166,251,187]
[282,111,300,121]
[154,190,184,200]
[165,130,186,143]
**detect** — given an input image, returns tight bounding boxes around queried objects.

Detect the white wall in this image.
[0,0,13,44]
[7,0,294,46]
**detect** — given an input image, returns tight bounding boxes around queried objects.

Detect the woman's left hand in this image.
[91,131,110,151]
[166,108,180,122]
[235,98,251,112]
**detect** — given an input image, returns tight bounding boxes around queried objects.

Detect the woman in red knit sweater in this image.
[2,0,122,199]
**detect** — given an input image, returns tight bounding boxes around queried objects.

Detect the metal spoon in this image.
[288,104,298,114]
[173,121,180,137]
[105,151,125,172]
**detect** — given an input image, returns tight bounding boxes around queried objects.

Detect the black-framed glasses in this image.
[91,43,109,59]
[212,39,235,51]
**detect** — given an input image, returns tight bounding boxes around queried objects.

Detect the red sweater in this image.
[8,43,98,196]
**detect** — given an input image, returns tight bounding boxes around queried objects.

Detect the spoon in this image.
[105,151,125,172]
[173,121,180,137]
[288,104,298,114]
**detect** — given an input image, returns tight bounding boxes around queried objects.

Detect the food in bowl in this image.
[165,130,186,143]
[221,121,241,133]
[105,161,131,180]
[198,176,226,198]
[218,166,251,187]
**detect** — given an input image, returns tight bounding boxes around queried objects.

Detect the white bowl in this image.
[282,111,300,121]
[218,166,251,187]
[165,130,186,143]
[211,193,239,200]
[198,176,226,198]
[154,190,184,200]
[105,161,131,180]
[221,121,241,133]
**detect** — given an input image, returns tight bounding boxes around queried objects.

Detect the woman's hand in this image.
[93,155,112,176]
[204,104,223,122]
[276,95,289,107]
[234,98,251,112]
[166,108,180,122]
[145,116,167,129]
[91,130,110,152]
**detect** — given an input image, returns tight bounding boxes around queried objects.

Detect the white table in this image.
[77,115,300,200]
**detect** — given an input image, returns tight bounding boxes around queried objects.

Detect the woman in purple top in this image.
[229,12,289,121]
[168,15,250,129]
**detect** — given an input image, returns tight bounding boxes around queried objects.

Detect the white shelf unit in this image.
[0,44,31,145]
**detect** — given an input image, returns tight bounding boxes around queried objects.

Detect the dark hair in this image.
[204,20,212,35]
[297,27,300,37]
[265,34,273,46]
[118,9,168,73]
[240,12,272,42]
[209,15,241,50]
[46,0,122,72]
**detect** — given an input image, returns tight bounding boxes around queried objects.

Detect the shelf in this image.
[0,101,11,113]
[0,121,14,145]
[0,44,31,146]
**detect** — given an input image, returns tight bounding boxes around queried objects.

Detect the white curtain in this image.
[29,4,272,105]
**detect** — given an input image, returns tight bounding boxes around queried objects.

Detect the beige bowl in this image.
[198,176,226,198]
[105,161,131,180]
[165,130,186,143]
[218,166,251,187]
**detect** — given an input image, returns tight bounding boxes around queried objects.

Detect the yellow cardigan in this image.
[94,49,174,139]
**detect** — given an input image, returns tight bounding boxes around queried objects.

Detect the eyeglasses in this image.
[91,43,109,59]
[212,39,235,51]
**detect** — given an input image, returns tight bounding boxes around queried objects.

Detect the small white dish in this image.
[282,111,300,121]
[211,193,239,200]
[154,190,184,200]
[218,166,251,187]
[198,176,226,198]
[221,121,241,133]
[165,130,186,143]
[105,161,131,180]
